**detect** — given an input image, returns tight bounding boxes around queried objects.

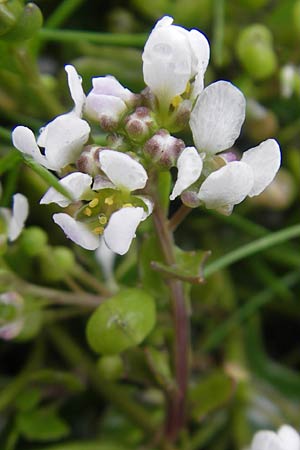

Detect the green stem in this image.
[0,125,12,142]
[39,28,147,47]
[48,325,156,435]
[169,204,192,232]
[152,201,189,442]
[73,264,112,296]
[45,0,85,29]
[204,223,300,277]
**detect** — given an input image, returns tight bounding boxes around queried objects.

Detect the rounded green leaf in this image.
[86,288,156,355]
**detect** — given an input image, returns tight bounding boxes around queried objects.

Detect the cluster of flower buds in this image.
[12,16,281,255]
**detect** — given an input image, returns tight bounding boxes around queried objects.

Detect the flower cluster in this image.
[12,16,281,254]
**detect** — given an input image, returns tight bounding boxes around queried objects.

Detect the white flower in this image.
[46,150,151,255]
[12,65,90,171]
[142,16,210,107]
[85,76,136,126]
[0,193,29,242]
[250,425,300,450]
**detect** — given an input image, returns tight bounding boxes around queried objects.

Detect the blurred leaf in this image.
[31,369,84,392]
[15,387,42,412]
[18,407,70,441]
[34,442,127,450]
[0,149,22,175]
[189,370,233,420]
[86,288,156,355]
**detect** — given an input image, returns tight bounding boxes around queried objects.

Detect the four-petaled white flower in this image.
[85,76,136,127]
[40,150,152,255]
[250,425,300,450]
[142,16,210,108]
[0,191,29,242]
[171,80,281,214]
[12,65,90,171]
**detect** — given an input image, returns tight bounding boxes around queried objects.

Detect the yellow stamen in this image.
[98,215,107,225]
[89,198,99,208]
[123,203,133,208]
[93,226,104,235]
[84,207,92,217]
[105,196,114,206]
[171,95,182,108]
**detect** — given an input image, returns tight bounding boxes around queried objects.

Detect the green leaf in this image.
[18,407,70,441]
[34,442,126,450]
[189,370,233,420]
[22,156,73,200]
[0,150,22,175]
[86,288,156,355]
[15,387,42,412]
[151,247,211,284]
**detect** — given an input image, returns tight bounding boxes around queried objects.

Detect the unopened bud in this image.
[20,226,48,257]
[125,107,157,142]
[2,2,43,42]
[143,129,185,168]
[97,354,123,381]
[39,246,75,282]
[181,190,201,208]
[76,145,101,176]
[0,0,22,37]
[236,24,277,80]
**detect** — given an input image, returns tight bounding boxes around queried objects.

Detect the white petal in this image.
[53,213,99,250]
[95,238,116,280]
[90,76,134,103]
[104,207,144,255]
[85,93,127,122]
[135,195,154,220]
[65,64,86,116]
[99,150,148,191]
[12,126,54,169]
[251,431,285,450]
[241,139,281,197]
[198,161,254,209]
[40,172,93,207]
[8,194,29,241]
[92,174,115,191]
[190,81,246,154]
[44,113,90,170]
[278,425,300,450]
[170,146,202,200]
[188,29,210,77]
[142,19,192,104]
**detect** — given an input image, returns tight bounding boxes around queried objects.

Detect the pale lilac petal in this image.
[53,213,99,250]
[8,194,29,241]
[85,93,127,122]
[278,425,300,450]
[198,161,254,209]
[190,81,246,154]
[12,126,54,169]
[170,146,202,200]
[99,150,148,191]
[44,114,90,170]
[241,139,281,197]
[251,431,285,450]
[104,207,144,255]
[40,172,93,207]
[65,64,86,116]
[143,18,192,104]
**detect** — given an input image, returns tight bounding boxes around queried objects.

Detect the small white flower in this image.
[50,151,151,255]
[250,425,300,450]
[12,65,90,171]
[85,76,136,126]
[142,16,209,107]
[0,193,29,242]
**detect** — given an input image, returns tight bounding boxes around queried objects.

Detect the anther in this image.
[98,215,107,225]
[93,226,104,235]
[89,198,99,208]
[84,207,92,217]
[104,196,114,206]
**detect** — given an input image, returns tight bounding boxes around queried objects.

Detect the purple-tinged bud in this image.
[169,99,192,132]
[76,145,101,176]
[125,107,157,142]
[181,190,201,208]
[143,129,185,168]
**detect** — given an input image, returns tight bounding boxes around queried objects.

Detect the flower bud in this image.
[85,75,138,131]
[20,226,48,257]
[236,25,277,80]
[143,129,185,168]
[76,145,101,176]
[0,291,24,340]
[97,354,123,381]
[39,246,75,282]
[181,190,201,208]
[125,107,157,143]
[0,0,22,37]
[2,2,43,42]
